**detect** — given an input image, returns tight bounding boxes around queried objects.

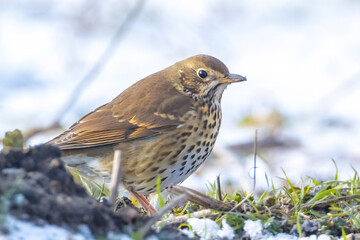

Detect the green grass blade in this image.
[156,176,164,208]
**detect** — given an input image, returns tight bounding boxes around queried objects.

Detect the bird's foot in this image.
[129,189,157,215]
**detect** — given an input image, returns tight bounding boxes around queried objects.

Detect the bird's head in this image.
[172,54,246,102]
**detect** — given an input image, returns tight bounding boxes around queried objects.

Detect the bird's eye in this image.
[197,69,208,79]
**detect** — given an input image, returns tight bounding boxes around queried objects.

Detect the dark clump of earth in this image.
[0,144,188,239]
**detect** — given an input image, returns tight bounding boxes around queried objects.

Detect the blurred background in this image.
[1,0,360,193]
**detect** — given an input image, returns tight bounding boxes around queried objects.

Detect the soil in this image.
[0,144,188,239]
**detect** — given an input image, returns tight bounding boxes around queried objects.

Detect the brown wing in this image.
[48,71,194,150]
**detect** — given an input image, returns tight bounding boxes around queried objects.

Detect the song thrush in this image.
[48,54,246,213]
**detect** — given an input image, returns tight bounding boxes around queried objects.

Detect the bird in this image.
[48,54,246,214]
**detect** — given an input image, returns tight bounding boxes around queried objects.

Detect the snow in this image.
[186,218,235,240]
[243,220,333,240]
[0,215,146,240]
[244,220,264,239]
[1,216,93,240]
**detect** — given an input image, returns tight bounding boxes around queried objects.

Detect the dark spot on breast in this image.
[198,111,203,120]
[185,169,191,175]
[171,169,176,173]
[196,141,201,146]
[180,166,185,171]
[160,151,172,157]
[151,167,159,172]
[171,152,181,159]
[204,133,208,138]
[210,134,213,139]
[144,188,152,193]
[180,138,187,143]
[182,161,187,166]
[169,160,177,165]
[181,132,192,137]
[137,187,146,191]
[205,147,209,152]
[212,122,216,128]
[138,168,146,174]
[197,156,201,160]
[191,154,195,159]
[199,132,204,137]
[146,176,156,183]
[136,179,144,184]
[172,147,184,158]
[188,145,195,153]
[203,120,208,129]
[183,155,188,160]
[188,125,193,130]
[156,158,165,163]
[164,141,177,148]
[158,169,166,174]
[196,148,201,153]
[161,176,168,182]
[191,160,196,165]
[126,181,134,185]
[194,127,198,132]
[206,142,210,147]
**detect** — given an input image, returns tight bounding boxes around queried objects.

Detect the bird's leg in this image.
[128,189,157,215]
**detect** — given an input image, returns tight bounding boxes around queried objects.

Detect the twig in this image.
[217,175,222,201]
[23,122,62,143]
[136,194,187,238]
[253,129,258,193]
[215,195,249,223]
[154,209,216,227]
[53,0,146,125]
[23,0,146,142]
[109,150,122,205]
[169,185,234,211]
[300,194,360,210]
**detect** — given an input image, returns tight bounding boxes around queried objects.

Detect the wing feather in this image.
[48,73,194,150]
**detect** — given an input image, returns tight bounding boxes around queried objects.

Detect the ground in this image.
[0,145,187,239]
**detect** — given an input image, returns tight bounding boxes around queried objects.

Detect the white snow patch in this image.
[1,215,91,240]
[0,215,133,240]
[244,220,264,239]
[243,220,333,240]
[187,218,235,240]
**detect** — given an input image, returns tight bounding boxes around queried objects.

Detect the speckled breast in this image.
[120,101,222,194]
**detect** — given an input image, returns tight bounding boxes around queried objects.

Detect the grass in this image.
[194,163,360,237]
[69,160,360,237]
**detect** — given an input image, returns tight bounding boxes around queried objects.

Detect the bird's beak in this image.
[218,73,247,84]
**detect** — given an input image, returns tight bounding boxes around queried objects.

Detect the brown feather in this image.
[48,68,195,150]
